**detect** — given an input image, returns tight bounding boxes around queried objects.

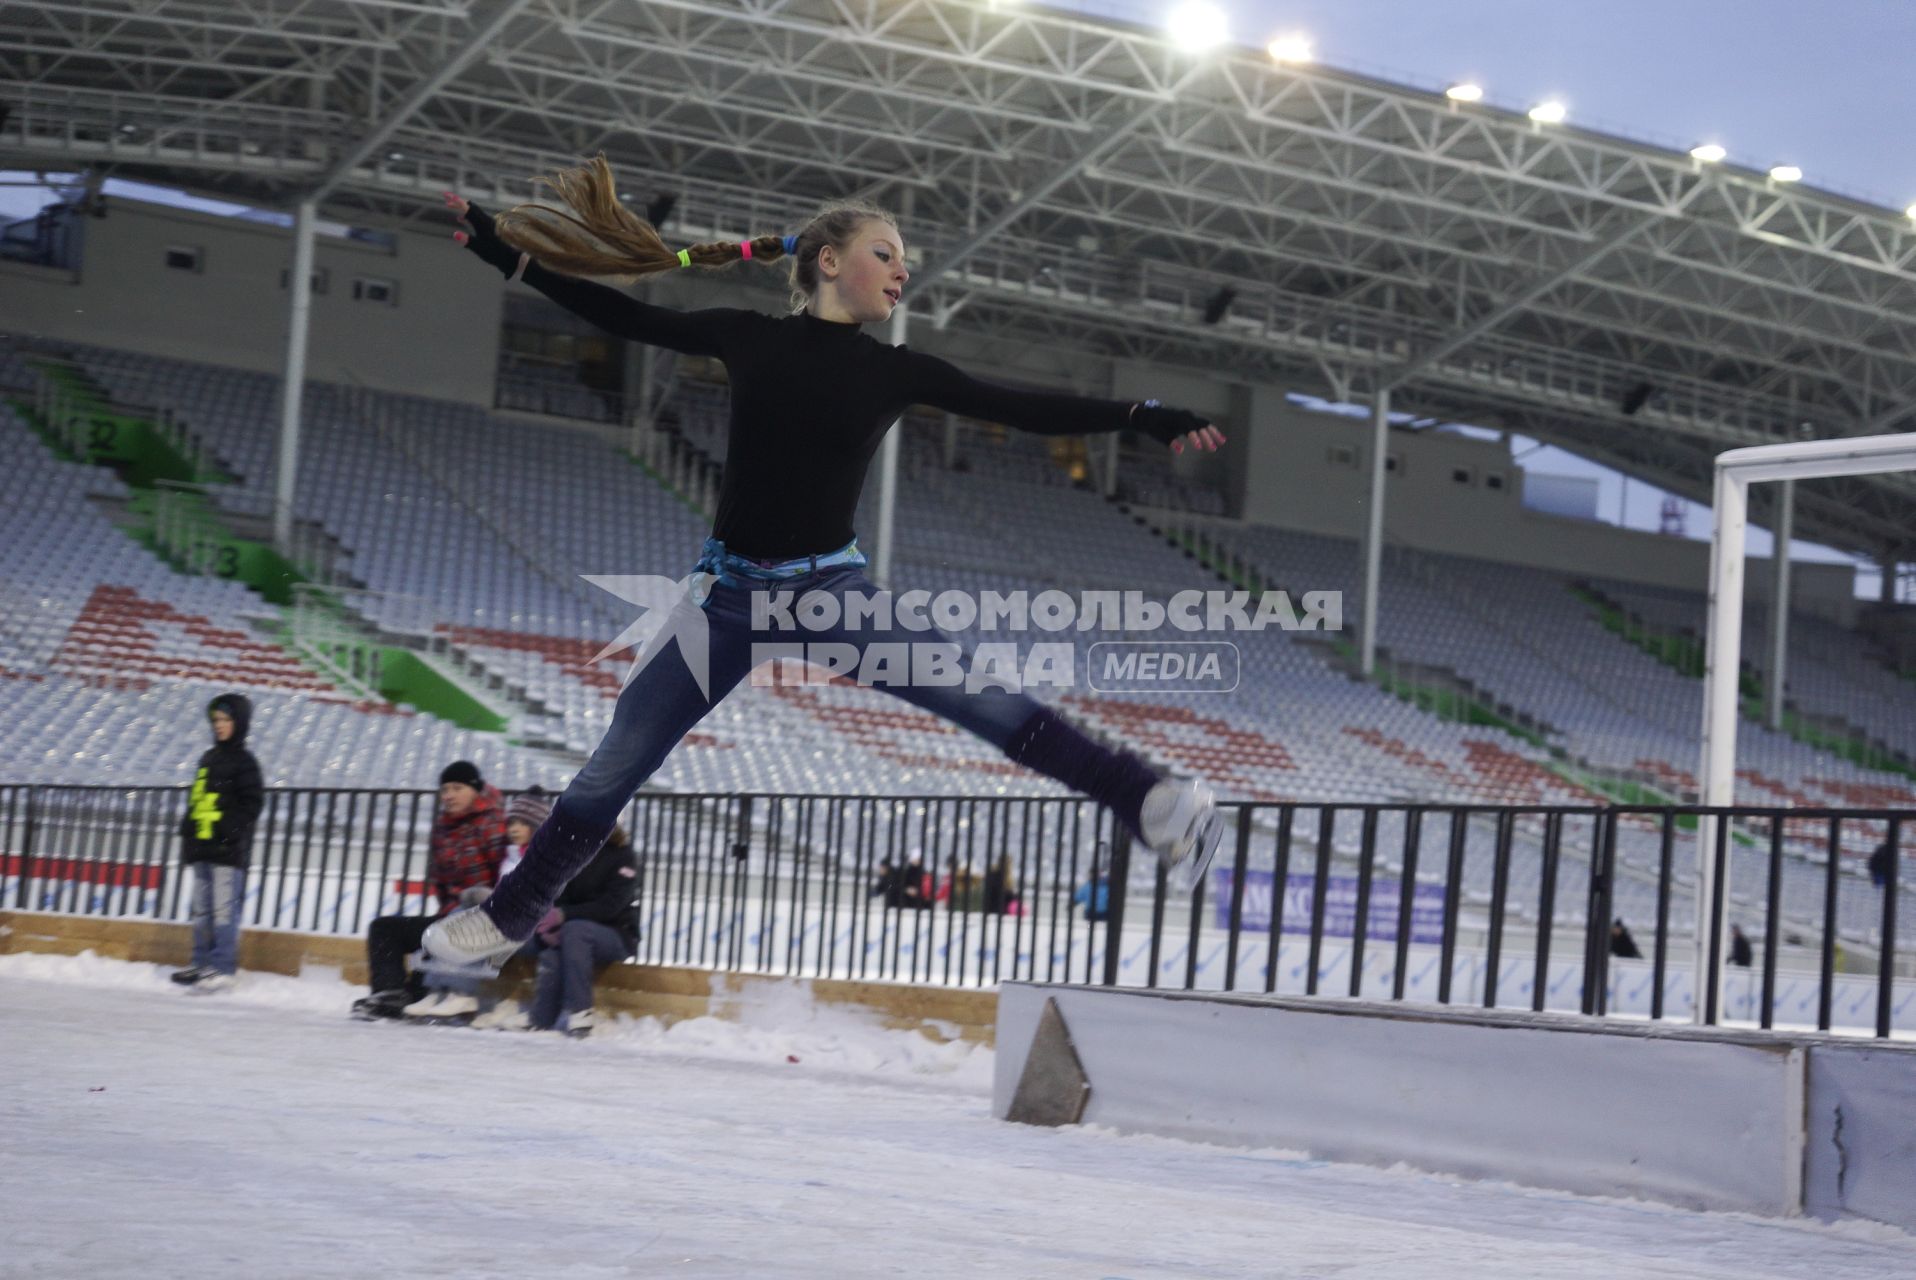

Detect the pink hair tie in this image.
[739,240,753,260]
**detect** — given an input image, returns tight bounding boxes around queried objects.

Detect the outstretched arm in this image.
[903,348,1227,455]
[444,191,731,358]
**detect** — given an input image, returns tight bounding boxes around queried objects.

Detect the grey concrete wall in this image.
[2,196,500,407]
[992,985,1916,1221]
[1237,400,1856,620]
[1804,1043,1916,1231]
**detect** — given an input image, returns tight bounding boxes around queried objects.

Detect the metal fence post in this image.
[728,795,754,971]
[1581,808,1617,1016]
[1101,826,1131,987]
[13,785,37,910]
[1878,817,1902,1039]
[1593,807,1618,1017]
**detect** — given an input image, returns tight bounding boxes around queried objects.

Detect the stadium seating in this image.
[1595,579,1915,760]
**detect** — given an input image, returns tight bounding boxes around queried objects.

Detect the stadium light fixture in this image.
[1769,165,1802,183]
[1444,83,1484,103]
[1527,100,1567,125]
[1266,34,1314,64]
[1167,3,1229,53]
[1689,143,1726,164]
[1906,202,1916,222]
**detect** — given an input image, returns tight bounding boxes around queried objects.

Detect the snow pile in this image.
[0,949,352,1014]
[0,949,993,1089]
[599,973,994,1090]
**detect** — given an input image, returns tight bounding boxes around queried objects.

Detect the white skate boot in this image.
[401,990,481,1023]
[1140,777,1225,891]
[417,905,520,978]
[471,1001,530,1032]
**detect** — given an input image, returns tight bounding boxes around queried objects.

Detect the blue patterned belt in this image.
[696,536,866,584]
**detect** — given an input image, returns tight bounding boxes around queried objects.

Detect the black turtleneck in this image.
[479,217,1148,560]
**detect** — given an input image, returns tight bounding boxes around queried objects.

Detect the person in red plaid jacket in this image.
[351,761,506,1020]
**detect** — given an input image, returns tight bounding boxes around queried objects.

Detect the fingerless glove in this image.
[1130,399,1207,446]
[460,203,524,279]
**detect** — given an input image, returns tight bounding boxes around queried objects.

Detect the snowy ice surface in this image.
[2,953,1913,1280]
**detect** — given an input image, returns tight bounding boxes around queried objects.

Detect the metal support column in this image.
[273,198,317,554]
[629,342,657,460]
[1359,389,1389,677]
[872,301,906,587]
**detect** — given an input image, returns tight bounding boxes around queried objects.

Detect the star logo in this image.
[580,573,713,700]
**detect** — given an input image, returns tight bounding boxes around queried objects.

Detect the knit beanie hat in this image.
[506,789,553,830]
[439,760,484,790]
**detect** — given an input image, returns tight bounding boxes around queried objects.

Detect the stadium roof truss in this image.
[4,0,1914,559]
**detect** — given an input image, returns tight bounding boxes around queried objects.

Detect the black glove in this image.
[461,203,525,279]
[1130,399,1207,446]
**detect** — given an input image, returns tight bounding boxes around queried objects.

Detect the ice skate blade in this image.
[410,950,505,981]
[1168,814,1225,893]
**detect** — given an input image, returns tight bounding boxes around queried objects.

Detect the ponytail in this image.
[490,154,780,282]
[491,153,895,311]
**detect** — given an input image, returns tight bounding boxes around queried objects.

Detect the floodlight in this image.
[1769,165,1802,183]
[1444,83,1484,103]
[1689,143,1726,163]
[1267,34,1313,64]
[1528,100,1566,125]
[1167,3,1229,52]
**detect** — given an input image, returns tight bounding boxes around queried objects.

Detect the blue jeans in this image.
[485,548,1158,940]
[529,919,630,1029]
[189,863,245,974]
[569,556,1043,827]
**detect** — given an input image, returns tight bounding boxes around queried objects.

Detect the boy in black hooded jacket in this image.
[172,693,265,992]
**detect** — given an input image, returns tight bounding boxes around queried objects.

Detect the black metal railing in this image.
[1,784,1907,1035]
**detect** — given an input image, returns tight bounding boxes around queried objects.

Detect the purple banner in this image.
[1213,868,1446,944]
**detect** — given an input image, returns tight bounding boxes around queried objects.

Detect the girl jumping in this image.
[424,156,1228,971]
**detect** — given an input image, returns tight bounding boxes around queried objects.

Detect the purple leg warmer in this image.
[481,800,612,941]
[1003,708,1160,838]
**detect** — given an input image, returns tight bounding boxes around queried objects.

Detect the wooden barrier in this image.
[0,909,995,1045]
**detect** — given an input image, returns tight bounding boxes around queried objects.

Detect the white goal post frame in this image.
[1696,431,1916,1023]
